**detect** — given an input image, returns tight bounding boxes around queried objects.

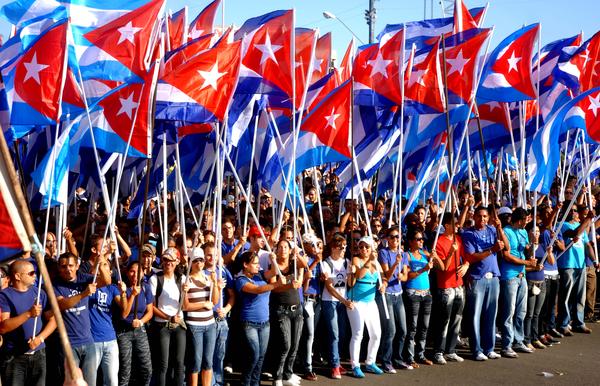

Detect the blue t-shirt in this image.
[89,284,119,342]
[404,251,430,290]
[559,221,588,269]
[122,283,154,324]
[501,226,528,279]
[222,239,239,256]
[53,272,94,347]
[462,225,501,279]
[206,266,234,313]
[542,229,562,272]
[235,273,270,323]
[0,287,48,354]
[304,255,321,296]
[378,248,406,294]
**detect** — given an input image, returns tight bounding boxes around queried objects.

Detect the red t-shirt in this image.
[435,234,465,289]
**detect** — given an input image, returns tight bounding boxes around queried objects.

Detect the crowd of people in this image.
[0,172,599,386]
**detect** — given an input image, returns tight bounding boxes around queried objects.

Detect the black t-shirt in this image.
[269,262,300,307]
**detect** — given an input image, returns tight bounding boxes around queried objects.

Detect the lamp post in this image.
[322,11,365,44]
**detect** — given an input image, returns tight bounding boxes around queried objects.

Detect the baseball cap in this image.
[161,247,179,262]
[141,243,156,256]
[498,207,513,216]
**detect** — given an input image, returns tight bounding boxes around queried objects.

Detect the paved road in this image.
[236,325,600,386]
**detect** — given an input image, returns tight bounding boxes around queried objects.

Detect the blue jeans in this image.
[301,299,321,373]
[376,292,407,367]
[93,340,119,386]
[524,280,546,343]
[72,342,98,386]
[212,319,229,385]
[321,300,349,368]
[500,276,527,349]
[403,291,432,363]
[434,287,465,354]
[117,327,152,386]
[187,324,217,372]
[0,348,46,386]
[241,321,270,386]
[558,268,587,329]
[153,323,186,386]
[466,276,499,355]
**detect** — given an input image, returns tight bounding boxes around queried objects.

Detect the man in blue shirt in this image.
[499,208,538,358]
[54,252,111,385]
[558,205,595,335]
[462,206,508,361]
[0,260,56,386]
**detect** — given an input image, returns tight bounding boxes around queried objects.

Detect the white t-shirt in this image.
[149,274,186,322]
[257,250,272,271]
[321,257,349,302]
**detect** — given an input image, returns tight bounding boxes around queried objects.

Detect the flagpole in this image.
[243,113,259,234]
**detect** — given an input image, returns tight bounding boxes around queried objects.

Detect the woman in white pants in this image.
[346,236,386,378]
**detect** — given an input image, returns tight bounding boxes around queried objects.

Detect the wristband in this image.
[39,336,44,343]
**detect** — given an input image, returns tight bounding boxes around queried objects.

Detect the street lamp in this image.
[322,11,365,45]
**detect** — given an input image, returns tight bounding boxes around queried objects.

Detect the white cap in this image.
[498,207,513,216]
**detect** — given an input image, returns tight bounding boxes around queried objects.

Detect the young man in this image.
[0,260,57,386]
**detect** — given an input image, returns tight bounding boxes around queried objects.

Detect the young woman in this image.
[116,261,154,386]
[269,239,303,386]
[347,236,384,378]
[182,252,221,386]
[235,251,285,386]
[403,230,435,367]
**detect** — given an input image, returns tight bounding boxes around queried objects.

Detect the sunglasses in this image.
[414,237,424,241]
[389,234,400,239]
[23,270,36,277]
[193,258,205,263]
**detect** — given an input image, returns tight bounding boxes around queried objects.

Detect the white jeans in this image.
[347,300,381,367]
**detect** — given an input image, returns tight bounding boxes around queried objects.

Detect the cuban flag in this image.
[527,87,600,194]
[534,34,582,96]
[0,0,66,28]
[477,24,539,102]
[188,0,221,41]
[405,38,445,114]
[337,38,354,84]
[311,32,331,84]
[167,6,187,50]
[3,18,68,126]
[554,31,600,93]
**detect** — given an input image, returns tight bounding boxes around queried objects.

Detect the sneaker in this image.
[433,353,447,365]
[514,344,533,353]
[330,367,341,380]
[338,365,348,375]
[273,381,283,386]
[526,343,536,351]
[416,357,433,366]
[282,379,299,386]
[383,365,397,374]
[486,351,501,359]
[263,372,274,379]
[558,327,574,337]
[572,326,592,334]
[364,363,384,375]
[289,374,302,383]
[303,372,317,381]
[445,353,464,362]
[474,352,488,361]
[532,340,546,350]
[501,348,519,358]
[224,366,233,374]
[352,367,365,378]
[549,329,564,338]
[394,361,414,370]
[543,334,561,344]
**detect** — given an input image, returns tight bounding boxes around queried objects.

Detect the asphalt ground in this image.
[228,324,600,386]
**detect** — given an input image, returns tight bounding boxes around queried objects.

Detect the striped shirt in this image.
[185,276,215,326]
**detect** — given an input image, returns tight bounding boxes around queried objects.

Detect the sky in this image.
[1,0,598,63]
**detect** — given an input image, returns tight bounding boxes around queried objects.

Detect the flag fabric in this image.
[337,38,354,84]
[0,0,65,28]
[188,0,220,41]
[3,18,68,125]
[168,7,187,50]
[162,32,214,75]
[477,23,540,102]
[405,37,445,114]
[311,32,331,83]
[0,138,31,260]
[294,27,317,108]
[554,31,600,93]
[527,87,600,194]
[453,0,479,33]
[82,0,165,79]
[157,39,241,123]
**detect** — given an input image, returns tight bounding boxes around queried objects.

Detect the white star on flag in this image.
[487,101,502,112]
[507,51,521,73]
[446,50,469,76]
[23,53,49,84]
[367,51,392,78]
[588,93,600,117]
[324,108,341,130]
[117,21,142,45]
[312,57,324,73]
[189,25,205,40]
[198,62,226,90]
[409,68,428,87]
[255,33,282,66]
[117,92,139,120]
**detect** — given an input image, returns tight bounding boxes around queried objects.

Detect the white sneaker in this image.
[289,374,302,383]
[282,378,300,386]
[224,366,233,374]
[273,381,283,386]
[433,353,447,365]
[474,352,488,361]
[445,353,464,362]
[487,351,501,359]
